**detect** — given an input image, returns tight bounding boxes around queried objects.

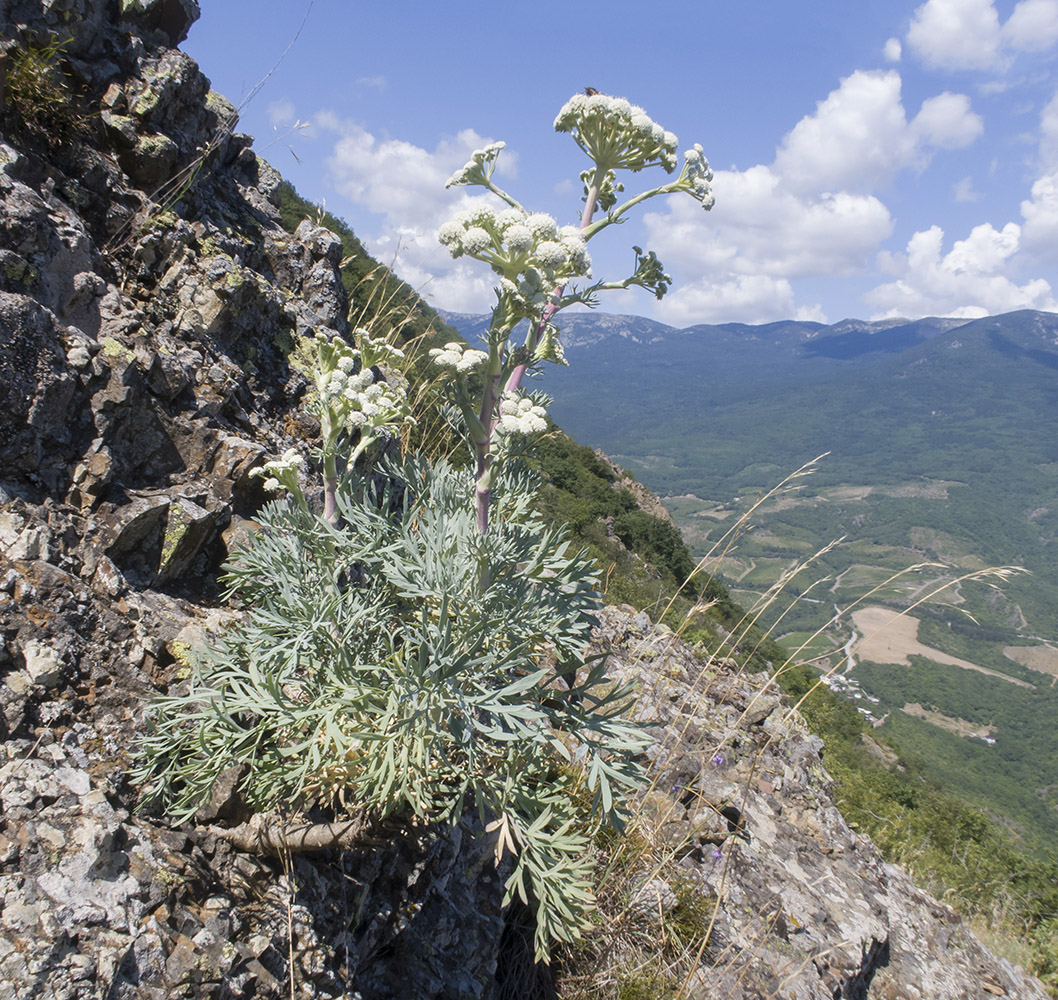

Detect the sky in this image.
[183,0,1058,327]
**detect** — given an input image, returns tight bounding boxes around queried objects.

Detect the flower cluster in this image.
[429,341,490,374]
[678,144,715,209]
[438,205,591,286]
[497,391,548,435]
[445,141,507,189]
[250,448,304,495]
[554,92,679,174]
[310,330,413,446]
[353,327,407,370]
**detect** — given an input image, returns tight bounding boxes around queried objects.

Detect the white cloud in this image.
[867,223,1058,317]
[1002,0,1058,52]
[319,115,498,228]
[774,71,981,194]
[1019,96,1058,263]
[316,114,520,312]
[910,92,985,148]
[644,168,892,325]
[1020,171,1058,261]
[907,0,1058,71]
[634,69,997,325]
[952,176,981,201]
[656,273,804,327]
[907,0,1001,70]
[1040,91,1058,167]
[884,37,903,62]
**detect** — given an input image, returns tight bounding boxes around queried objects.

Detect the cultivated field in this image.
[851,606,1036,690]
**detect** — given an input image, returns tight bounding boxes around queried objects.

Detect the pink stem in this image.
[503,186,600,397]
[476,176,604,551]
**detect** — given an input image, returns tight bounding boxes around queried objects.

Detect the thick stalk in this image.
[474,351,505,538]
[503,169,604,399]
[322,454,338,524]
[321,409,339,525]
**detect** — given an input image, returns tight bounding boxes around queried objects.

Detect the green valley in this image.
[444,307,1058,851]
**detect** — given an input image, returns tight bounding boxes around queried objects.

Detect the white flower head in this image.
[438,218,466,248]
[462,226,493,255]
[680,143,714,209]
[504,224,533,252]
[457,348,488,373]
[525,214,558,240]
[446,140,507,188]
[497,391,548,435]
[555,92,680,174]
[534,240,568,269]
[430,341,488,375]
[467,205,497,228]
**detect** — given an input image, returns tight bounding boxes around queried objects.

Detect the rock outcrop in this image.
[595,608,1048,999]
[0,2,1050,999]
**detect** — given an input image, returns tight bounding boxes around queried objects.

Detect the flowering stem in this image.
[502,170,604,401]
[322,449,338,525]
[582,176,684,240]
[474,348,505,546]
[483,178,525,214]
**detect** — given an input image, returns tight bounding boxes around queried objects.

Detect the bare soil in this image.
[901,702,996,740]
[1003,644,1058,680]
[851,605,1036,690]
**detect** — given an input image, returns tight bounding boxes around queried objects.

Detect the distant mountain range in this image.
[436,309,974,396]
[438,308,1058,497]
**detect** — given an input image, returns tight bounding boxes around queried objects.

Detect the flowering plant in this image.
[136,92,712,966]
[436,91,712,539]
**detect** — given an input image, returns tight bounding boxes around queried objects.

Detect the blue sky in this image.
[184,1,1058,326]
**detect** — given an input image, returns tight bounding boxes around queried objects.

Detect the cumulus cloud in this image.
[906,0,1058,71]
[652,168,892,278]
[319,114,512,228]
[1018,95,1058,263]
[907,0,1001,70]
[1020,172,1058,262]
[1040,91,1058,167]
[774,71,981,194]
[884,37,903,62]
[1002,0,1058,52]
[315,114,521,312]
[644,168,892,325]
[654,272,804,327]
[867,223,1058,317]
[642,70,988,325]
[952,176,982,201]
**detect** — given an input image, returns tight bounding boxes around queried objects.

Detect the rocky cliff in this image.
[0,2,1049,998]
